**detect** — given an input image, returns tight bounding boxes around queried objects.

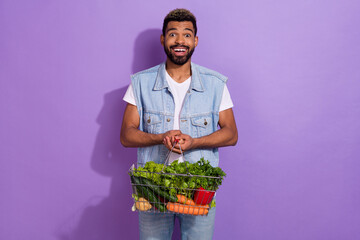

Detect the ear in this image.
[160,35,165,46]
[195,36,198,47]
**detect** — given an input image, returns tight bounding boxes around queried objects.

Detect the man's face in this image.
[161,21,198,66]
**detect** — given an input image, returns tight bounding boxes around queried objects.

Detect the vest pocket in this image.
[191,115,212,137]
[143,113,162,134]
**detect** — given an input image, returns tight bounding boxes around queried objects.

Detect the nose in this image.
[175,35,185,45]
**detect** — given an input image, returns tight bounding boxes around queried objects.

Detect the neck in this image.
[165,59,192,83]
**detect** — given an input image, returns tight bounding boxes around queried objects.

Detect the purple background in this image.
[1,0,360,239]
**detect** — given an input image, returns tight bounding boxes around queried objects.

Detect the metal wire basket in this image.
[129,141,224,216]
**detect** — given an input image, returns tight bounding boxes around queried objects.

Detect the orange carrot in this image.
[166,202,209,215]
[177,194,187,204]
[176,194,196,206]
[185,198,196,206]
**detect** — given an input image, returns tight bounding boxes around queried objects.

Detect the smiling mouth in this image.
[171,46,189,56]
[173,48,187,52]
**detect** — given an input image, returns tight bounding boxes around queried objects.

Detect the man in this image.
[121,8,237,240]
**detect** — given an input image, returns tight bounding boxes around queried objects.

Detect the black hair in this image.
[162,8,197,36]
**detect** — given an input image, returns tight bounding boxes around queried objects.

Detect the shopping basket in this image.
[129,140,225,216]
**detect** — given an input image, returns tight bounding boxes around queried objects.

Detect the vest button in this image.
[167,118,171,122]
[147,119,151,123]
[204,121,208,125]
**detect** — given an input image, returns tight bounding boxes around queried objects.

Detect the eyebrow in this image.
[166,28,194,33]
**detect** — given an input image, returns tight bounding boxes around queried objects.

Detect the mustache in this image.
[170,45,189,49]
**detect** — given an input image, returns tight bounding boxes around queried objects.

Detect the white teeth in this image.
[174,49,186,52]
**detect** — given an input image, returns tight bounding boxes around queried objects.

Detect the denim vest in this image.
[131,62,227,167]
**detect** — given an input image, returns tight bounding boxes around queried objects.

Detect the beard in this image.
[164,45,195,65]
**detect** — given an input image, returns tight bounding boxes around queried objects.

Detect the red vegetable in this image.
[194,187,215,205]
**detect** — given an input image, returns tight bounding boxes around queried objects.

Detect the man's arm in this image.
[120,103,181,147]
[164,108,238,153]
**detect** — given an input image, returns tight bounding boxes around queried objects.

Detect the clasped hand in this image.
[162,130,194,154]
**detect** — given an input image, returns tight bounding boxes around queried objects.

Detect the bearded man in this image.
[121,8,238,240]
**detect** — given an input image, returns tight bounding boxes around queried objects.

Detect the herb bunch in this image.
[132,158,226,197]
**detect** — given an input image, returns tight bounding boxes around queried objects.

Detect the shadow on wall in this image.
[55,29,166,240]
[132,28,165,73]
[58,87,138,240]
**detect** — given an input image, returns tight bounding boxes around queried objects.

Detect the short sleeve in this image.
[219,84,234,112]
[123,83,137,106]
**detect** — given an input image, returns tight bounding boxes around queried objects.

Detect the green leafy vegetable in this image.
[130,158,226,198]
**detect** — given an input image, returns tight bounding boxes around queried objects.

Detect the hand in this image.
[172,134,195,152]
[162,130,182,152]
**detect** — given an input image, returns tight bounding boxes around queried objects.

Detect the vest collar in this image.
[153,62,204,92]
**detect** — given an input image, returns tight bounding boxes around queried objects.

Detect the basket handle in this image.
[161,139,191,175]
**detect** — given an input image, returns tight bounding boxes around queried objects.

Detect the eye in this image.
[169,33,176,37]
[185,34,191,38]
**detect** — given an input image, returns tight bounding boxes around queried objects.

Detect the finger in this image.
[177,143,185,151]
[163,140,169,150]
[177,134,190,141]
[163,137,172,150]
[163,136,169,145]
[166,137,173,147]
[170,130,182,136]
[172,136,181,146]
[172,139,184,149]
[174,144,187,153]
[171,148,182,154]
[180,141,191,150]
[172,137,185,147]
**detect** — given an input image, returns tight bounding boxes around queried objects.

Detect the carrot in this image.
[176,194,196,206]
[177,194,187,204]
[166,202,209,215]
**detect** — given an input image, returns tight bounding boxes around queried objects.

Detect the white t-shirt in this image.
[123,72,234,163]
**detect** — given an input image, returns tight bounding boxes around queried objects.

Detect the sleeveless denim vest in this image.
[131,62,227,167]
